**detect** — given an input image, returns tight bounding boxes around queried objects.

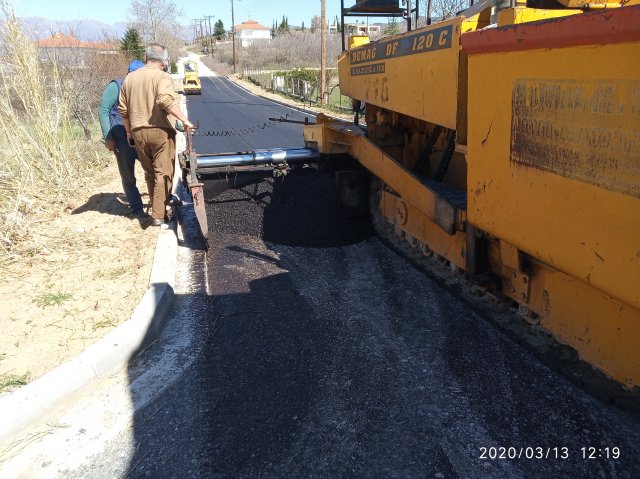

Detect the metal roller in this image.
[196,148,319,169]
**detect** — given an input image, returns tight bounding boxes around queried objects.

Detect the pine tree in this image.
[301,21,305,31]
[214,19,225,39]
[277,15,289,35]
[120,27,144,60]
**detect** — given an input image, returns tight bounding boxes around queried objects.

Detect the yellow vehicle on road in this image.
[183,61,201,95]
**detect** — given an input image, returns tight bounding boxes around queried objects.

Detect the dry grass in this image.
[211,31,344,72]
[0,5,128,264]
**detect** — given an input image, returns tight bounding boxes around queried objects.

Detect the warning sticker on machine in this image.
[351,62,385,76]
[510,79,640,198]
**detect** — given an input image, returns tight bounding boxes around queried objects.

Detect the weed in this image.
[34,291,73,308]
[105,266,129,280]
[92,320,115,330]
[0,372,29,392]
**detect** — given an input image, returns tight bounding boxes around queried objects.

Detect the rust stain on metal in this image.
[510,78,640,198]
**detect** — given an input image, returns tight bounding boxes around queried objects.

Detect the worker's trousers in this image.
[132,127,176,220]
[112,125,143,213]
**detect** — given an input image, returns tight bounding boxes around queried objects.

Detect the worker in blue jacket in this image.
[98,59,146,218]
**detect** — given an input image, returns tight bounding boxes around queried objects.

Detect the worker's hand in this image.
[126,132,135,147]
[104,139,116,151]
[183,119,195,130]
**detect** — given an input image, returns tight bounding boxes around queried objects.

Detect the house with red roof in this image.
[36,33,118,66]
[234,20,271,47]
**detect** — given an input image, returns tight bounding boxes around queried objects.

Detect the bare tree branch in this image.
[128,0,186,57]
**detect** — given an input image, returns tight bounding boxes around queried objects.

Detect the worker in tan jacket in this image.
[118,43,194,226]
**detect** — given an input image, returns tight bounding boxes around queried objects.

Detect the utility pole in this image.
[320,0,327,105]
[204,15,215,53]
[192,18,200,42]
[231,0,237,73]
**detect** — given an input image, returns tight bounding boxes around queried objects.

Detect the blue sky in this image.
[8,0,363,31]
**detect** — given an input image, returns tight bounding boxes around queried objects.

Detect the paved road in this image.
[50,77,640,478]
[187,76,313,153]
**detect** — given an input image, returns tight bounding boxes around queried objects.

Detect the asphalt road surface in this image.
[187,75,313,153]
[71,77,640,478]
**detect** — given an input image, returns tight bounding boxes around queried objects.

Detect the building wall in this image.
[239,29,271,47]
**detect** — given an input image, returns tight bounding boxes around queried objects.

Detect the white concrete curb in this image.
[0,196,179,451]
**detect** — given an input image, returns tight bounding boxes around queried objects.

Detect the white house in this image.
[234,19,271,47]
[344,23,381,36]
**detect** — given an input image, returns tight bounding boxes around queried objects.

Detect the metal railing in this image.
[242,68,351,112]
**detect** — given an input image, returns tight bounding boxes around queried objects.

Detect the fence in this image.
[242,68,351,113]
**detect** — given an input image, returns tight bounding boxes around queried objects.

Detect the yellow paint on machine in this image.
[304,120,465,236]
[348,35,371,49]
[339,18,462,130]
[467,40,640,385]
[497,7,581,25]
[467,42,640,311]
[380,191,467,269]
[539,265,640,387]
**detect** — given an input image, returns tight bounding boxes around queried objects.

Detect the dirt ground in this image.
[0,161,156,395]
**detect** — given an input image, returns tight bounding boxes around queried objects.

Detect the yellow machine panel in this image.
[348,35,370,49]
[339,18,462,130]
[496,7,580,25]
[464,8,640,384]
[465,23,640,312]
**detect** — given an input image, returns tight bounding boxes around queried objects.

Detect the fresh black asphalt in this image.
[121,77,640,478]
[187,75,313,153]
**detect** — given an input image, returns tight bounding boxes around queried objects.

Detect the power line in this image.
[240,0,273,22]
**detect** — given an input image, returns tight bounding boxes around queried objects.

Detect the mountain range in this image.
[12,16,129,41]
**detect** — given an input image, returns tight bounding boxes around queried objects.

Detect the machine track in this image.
[368,177,640,411]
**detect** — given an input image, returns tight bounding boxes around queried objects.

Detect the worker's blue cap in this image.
[128,59,145,72]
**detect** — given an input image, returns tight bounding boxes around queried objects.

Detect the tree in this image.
[301,21,305,32]
[418,0,469,26]
[128,0,185,50]
[333,15,342,33]
[276,15,289,35]
[120,27,144,59]
[383,18,400,36]
[214,19,225,39]
[310,15,321,33]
